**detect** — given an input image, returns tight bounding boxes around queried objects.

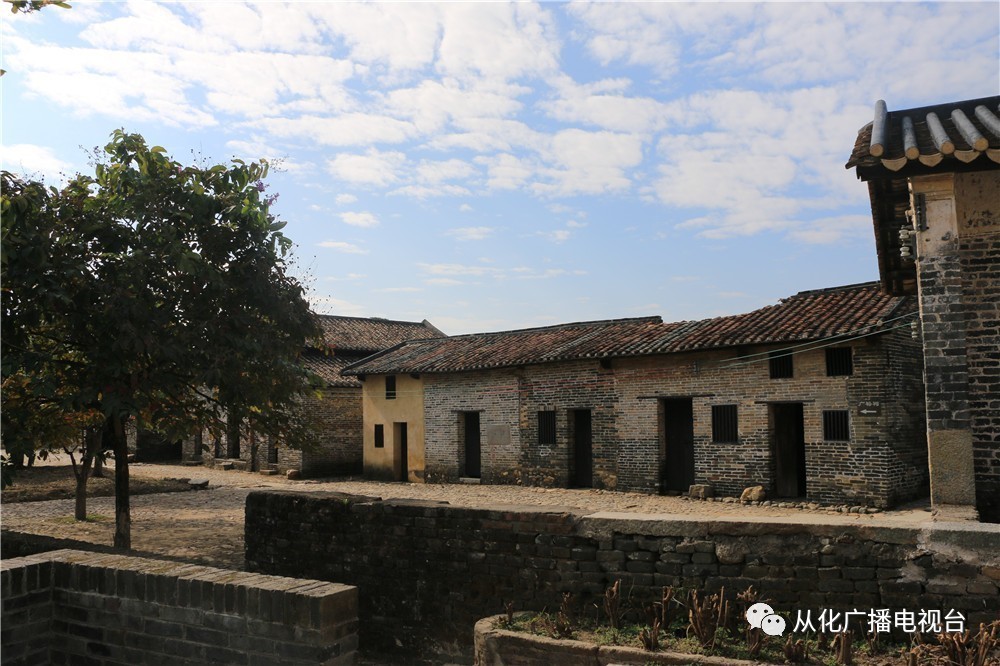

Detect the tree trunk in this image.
[110,415,131,550]
[74,473,89,520]
[93,447,104,478]
[73,430,97,521]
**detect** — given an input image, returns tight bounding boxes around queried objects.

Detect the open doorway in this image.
[661,398,695,493]
[571,409,593,488]
[463,412,481,479]
[770,403,806,497]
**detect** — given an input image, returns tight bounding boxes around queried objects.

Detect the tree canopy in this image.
[1,131,321,546]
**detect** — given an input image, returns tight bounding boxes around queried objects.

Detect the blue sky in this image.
[3,1,998,335]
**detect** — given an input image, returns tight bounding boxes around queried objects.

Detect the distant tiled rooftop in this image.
[306,315,445,386]
[846,96,1000,180]
[315,315,444,354]
[344,283,914,376]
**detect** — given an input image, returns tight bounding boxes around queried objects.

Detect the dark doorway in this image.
[572,409,593,488]
[394,422,408,482]
[661,399,695,493]
[771,403,806,497]
[463,412,481,478]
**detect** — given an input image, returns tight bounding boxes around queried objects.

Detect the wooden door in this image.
[394,422,408,482]
[662,399,695,493]
[464,412,481,478]
[772,404,806,497]
[572,409,593,488]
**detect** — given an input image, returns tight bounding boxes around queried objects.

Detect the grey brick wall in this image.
[246,491,1000,656]
[421,333,925,508]
[0,549,358,666]
[961,236,1000,522]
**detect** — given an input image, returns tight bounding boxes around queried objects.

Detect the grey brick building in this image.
[847,96,1000,522]
[345,283,926,508]
[185,315,443,477]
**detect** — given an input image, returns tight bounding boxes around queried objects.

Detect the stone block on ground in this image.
[741,486,766,503]
[689,484,714,499]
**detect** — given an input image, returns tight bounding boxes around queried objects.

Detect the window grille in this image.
[769,352,793,379]
[712,405,738,443]
[538,411,556,445]
[826,348,853,376]
[823,410,850,441]
[385,375,397,399]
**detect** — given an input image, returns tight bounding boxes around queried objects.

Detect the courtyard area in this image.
[2,460,935,571]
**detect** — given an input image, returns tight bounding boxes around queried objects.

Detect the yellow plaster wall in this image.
[362,374,426,482]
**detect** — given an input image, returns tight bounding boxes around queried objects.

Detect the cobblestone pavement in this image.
[1,459,934,572]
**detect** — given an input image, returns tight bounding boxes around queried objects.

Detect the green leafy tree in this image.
[1,131,321,548]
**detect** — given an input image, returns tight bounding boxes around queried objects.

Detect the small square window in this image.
[538,411,556,445]
[826,348,853,376]
[374,424,385,448]
[769,352,793,379]
[823,410,850,441]
[385,375,397,400]
[712,405,738,443]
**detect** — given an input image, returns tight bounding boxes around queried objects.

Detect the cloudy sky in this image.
[3,1,998,334]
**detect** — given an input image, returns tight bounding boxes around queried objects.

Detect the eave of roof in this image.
[343,283,914,377]
[847,96,1000,181]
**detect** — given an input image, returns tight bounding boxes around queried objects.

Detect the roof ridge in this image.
[314,313,437,327]
[787,281,880,299]
[437,316,663,341]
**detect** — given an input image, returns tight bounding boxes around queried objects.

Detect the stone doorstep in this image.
[458,477,481,485]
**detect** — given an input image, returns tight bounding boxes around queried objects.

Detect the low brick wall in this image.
[1,549,358,666]
[246,491,1000,655]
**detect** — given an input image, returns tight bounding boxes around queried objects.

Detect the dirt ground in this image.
[1,458,935,571]
[2,464,192,504]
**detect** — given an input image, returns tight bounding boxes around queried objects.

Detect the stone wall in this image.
[1,549,358,666]
[246,491,1000,656]
[422,331,925,508]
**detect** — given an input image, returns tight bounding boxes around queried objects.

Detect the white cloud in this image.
[309,295,367,317]
[537,230,571,244]
[425,278,464,286]
[418,263,502,278]
[787,215,871,245]
[534,129,643,196]
[339,212,380,228]
[459,204,473,212]
[446,226,495,241]
[477,153,535,191]
[2,144,73,182]
[375,287,422,293]
[327,150,406,187]
[318,241,368,254]
[335,194,358,205]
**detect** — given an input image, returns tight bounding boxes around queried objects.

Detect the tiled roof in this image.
[344,283,914,376]
[302,316,444,386]
[846,96,1000,180]
[315,315,444,354]
[302,350,363,388]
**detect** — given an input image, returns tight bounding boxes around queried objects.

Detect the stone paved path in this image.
[1,459,934,572]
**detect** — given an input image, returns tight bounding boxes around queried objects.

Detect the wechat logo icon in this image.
[746,602,786,637]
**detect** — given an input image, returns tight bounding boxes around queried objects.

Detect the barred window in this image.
[538,411,556,445]
[374,424,385,448]
[823,411,850,441]
[712,405,738,443]
[769,352,793,379]
[826,348,853,376]
[385,375,397,400]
